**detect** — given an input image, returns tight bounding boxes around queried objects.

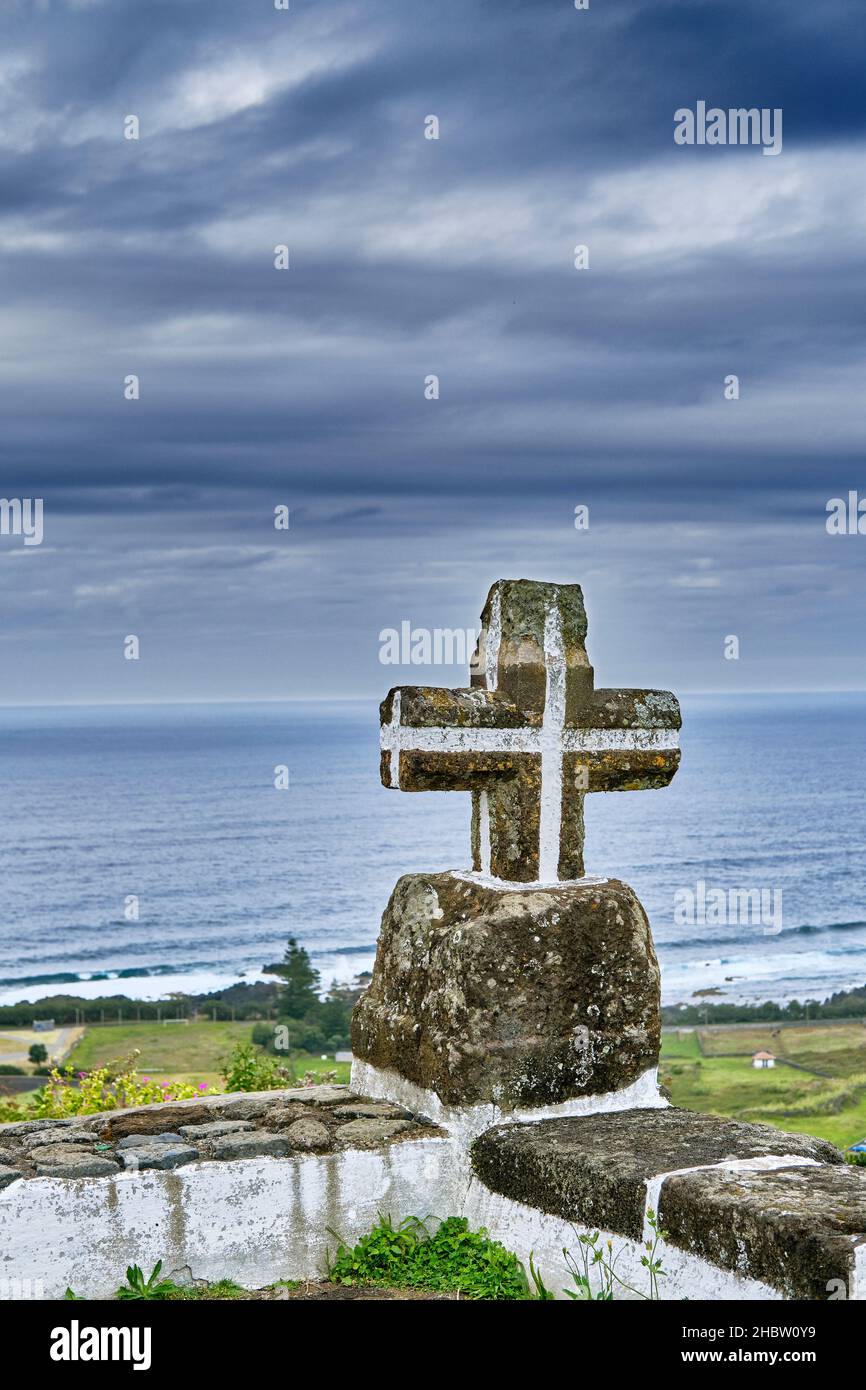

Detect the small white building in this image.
[752,1050,775,1069]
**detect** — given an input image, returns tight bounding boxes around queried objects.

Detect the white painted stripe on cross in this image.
[485,586,501,692]
[478,789,491,876]
[538,602,566,882]
[381,722,680,757]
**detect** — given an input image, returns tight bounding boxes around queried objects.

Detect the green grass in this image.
[292,1054,351,1083]
[65,1022,255,1076]
[661,1023,866,1149]
[164,1277,299,1300]
[659,1029,702,1059]
[165,1280,250,1301]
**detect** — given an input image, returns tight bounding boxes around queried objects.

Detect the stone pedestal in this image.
[351,871,661,1118]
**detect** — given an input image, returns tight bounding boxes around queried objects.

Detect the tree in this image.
[274,937,320,1018]
[28,1043,48,1065]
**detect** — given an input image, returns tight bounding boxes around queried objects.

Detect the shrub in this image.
[251,1018,335,1057]
[0,1065,25,1075]
[28,1043,48,1065]
[34,1051,217,1119]
[220,1042,292,1093]
[250,1022,273,1050]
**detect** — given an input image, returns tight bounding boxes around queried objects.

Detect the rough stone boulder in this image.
[352,871,660,1109]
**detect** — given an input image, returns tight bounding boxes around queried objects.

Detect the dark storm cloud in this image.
[0,0,864,699]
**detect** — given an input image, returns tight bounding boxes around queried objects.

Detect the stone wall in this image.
[0,1086,455,1299]
[472,1108,866,1300]
[2,1086,863,1300]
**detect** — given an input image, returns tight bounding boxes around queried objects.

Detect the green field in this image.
[661,1024,866,1149]
[62,1021,350,1090]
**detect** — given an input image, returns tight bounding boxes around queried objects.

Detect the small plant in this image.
[327,1214,530,1300]
[846,1150,866,1167]
[528,1254,555,1300]
[562,1209,668,1301]
[220,1042,293,1093]
[642,1208,668,1298]
[117,1261,182,1301]
[563,1232,616,1300]
[267,1278,301,1294]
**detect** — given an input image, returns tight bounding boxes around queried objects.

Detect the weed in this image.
[327,1214,529,1300]
[562,1209,668,1300]
[117,1261,182,1301]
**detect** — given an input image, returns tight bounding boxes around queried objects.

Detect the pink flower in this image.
[198,1083,206,1091]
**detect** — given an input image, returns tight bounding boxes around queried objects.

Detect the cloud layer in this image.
[1,0,864,700]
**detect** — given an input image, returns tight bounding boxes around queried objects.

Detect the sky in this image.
[0,0,864,702]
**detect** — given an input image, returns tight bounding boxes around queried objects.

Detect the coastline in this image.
[4,933,866,1010]
[1,960,865,1021]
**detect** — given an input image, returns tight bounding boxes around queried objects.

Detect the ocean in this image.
[0,695,863,1009]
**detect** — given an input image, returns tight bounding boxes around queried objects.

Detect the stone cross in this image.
[380,579,681,882]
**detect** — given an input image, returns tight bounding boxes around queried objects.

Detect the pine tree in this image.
[276,937,321,1018]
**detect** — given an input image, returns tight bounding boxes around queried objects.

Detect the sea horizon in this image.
[0,692,864,1011]
[2,688,865,710]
